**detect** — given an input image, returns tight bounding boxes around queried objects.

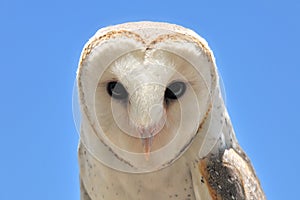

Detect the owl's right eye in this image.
[106,81,128,100]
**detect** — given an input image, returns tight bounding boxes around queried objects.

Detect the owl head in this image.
[75,21,224,173]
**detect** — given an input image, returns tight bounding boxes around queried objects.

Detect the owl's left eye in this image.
[165,81,186,100]
[106,81,128,100]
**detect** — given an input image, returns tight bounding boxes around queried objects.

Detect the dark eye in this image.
[106,81,128,100]
[164,81,186,100]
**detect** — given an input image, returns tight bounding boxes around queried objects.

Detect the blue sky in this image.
[1,0,299,199]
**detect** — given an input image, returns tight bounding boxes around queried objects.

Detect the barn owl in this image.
[75,21,266,200]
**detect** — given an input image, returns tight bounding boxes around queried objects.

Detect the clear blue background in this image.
[1,0,299,199]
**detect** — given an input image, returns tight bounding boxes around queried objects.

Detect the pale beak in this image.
[141,136,153,160]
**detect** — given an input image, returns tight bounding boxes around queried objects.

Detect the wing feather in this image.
[193,148,266,200]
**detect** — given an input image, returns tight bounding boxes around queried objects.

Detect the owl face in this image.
[94,49,210,159]
[77,22,217,172]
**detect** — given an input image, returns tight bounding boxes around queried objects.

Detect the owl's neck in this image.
[79,142,198,200]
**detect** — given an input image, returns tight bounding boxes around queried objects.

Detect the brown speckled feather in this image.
[198,148,266,200]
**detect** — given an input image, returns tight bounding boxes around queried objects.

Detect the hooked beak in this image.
[141,136,153,160]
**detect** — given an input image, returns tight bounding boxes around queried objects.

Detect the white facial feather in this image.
[78,25,216,171]
[94,49,208,156]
